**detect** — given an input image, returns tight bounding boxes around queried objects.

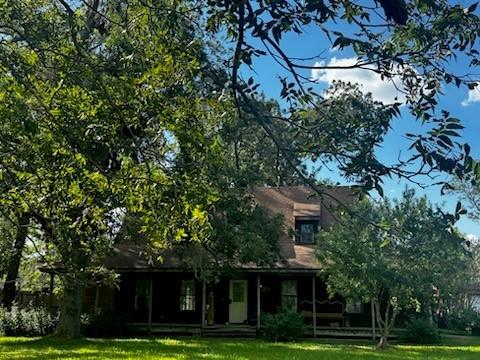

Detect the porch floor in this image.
[125,323,390,339]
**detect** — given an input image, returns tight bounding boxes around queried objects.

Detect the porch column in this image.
[371,301,376,343]
[256,274,261,330]
[201,280,207,328]
[94,287,100,311]
[148,274,153,333]
[48,272,54,309]
[312,275,317,337]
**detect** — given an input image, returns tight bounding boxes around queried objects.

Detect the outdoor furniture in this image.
[301,300,347,327]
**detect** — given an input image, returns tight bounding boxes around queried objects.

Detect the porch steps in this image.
[202,325,257,338]
[126,323,202,336]
[126,323,257,337]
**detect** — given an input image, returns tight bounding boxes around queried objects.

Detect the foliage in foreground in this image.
[0,306,57,337]
[2,337,480,360]
[260,310,305,342]
[400,319,441,344]
[444,308,480,333]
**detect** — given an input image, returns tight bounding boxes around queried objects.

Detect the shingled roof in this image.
[104,185,355,272]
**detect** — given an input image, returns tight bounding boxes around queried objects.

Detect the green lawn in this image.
[1,336,480,360]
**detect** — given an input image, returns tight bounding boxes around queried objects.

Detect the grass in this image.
[1,336,480,360]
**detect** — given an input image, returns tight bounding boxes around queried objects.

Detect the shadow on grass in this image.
[1,337,480,360]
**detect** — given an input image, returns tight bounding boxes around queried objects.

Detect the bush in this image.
[0,305,58,336]
[81,308,128,337]
[445,308,480,333]
[400,319,441,344]
[261,310,305,342]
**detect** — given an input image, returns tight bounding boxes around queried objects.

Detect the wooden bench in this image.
[301,300,346,327]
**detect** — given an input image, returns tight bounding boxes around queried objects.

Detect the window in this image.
[180,279,196,311]
[346,299,363,314]
[134,279,150,312]
[232,281,245,302]
[295,219,319,244]
[134,278,150,322]
[281,280,297,311]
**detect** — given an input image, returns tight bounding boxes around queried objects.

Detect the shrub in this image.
[261,310,305,342]
[81,308,128,337]
[400,319,441,344]
[445,308,480,332]
[0,305,58,336]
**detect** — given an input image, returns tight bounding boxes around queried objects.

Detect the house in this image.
[50,186,374,336]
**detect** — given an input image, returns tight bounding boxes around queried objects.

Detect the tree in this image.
[219,98,307,187]
[0,213,29,308]
[0,0,289,337]
[0,215,16,303]
[205,0,480,195]
[0,0,228,337]
[317,190,470,348]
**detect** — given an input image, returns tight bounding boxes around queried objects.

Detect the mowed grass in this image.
[1,336,480,360]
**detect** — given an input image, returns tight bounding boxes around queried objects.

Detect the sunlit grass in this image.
[1,336,480,359]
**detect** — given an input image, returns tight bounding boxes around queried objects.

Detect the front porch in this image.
[91,271,376,338]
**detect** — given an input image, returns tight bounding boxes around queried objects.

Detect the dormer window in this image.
[295,218,319,244]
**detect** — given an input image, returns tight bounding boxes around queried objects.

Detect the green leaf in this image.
[380,238,390,248]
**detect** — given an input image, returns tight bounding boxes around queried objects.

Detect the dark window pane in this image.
[134,279,150,322]
[295,219,319,244]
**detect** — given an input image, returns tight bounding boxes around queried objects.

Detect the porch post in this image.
[48,272,54,309]
[371,301,376,344]
[201,280,207,328]
[312,275,317,337]
[94,286,100,311]
[148,274,153,333]
[256,274,261,331]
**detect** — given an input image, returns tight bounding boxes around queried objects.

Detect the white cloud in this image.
[461,88,480,106]
[311,57,406,104]
[466,233,479,243]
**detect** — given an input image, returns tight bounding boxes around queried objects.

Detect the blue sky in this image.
[236,3,480,238]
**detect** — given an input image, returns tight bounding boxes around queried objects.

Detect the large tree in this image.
[317,190,470,348]
[0,0,228,337]
[0,0,292,337]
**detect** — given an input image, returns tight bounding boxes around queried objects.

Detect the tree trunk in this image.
[373,297,398,349]
[54,275,85,339]
[54,240,89,339]
[377,324,391,349]
[2,214,29,309]
[33,211,90,339]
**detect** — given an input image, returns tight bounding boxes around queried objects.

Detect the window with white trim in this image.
[281,280,298,311]
[180,279,196,311]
